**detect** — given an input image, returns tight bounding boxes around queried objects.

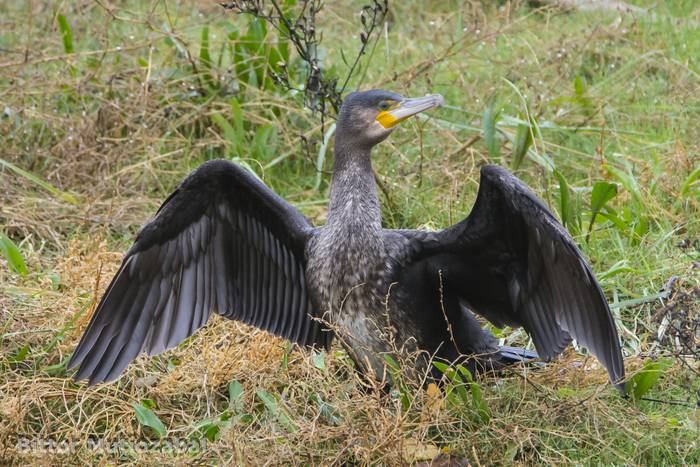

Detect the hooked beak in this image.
[376,94,445,129]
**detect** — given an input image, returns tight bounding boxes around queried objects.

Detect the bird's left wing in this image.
[394,165,625,390]
[68,160,331,385]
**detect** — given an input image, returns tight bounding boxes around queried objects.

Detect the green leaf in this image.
[0,234,28,276]
[680,164,700,198]
[9,345,30,363]
[57,14,74,54]
[591,181,618,216]
[483,95,501,161]
[132,401,166,438]
[384,355,411,411]
[313,393,341,426]
[586,181,617,242]
[256,389,297,432]
[554,170,572,230]
[434,361,490,424]
[195,420,221,442]
[194,412,232,442]
[625,358,673,400]
[312,350,326,371]
[229,380,244,409]
[457,365,491,423]
[432,361,449,374]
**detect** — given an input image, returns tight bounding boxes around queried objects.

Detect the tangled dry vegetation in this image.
[1,0,699,464]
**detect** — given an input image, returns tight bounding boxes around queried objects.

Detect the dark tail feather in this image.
[497,345,539,364]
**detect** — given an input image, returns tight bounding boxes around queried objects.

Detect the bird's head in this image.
[337,90,444,148]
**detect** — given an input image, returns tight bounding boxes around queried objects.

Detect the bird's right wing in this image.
[394,165,624,390]
[68,159,331,385]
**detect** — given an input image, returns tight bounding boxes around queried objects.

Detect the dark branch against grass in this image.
[221,0,389,121]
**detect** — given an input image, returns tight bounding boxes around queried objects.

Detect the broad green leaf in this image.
[229,380,244,410]
[256,389,297,432]
[195,419,221,442]
[432,361,449,374]
[0,233,28,275]
[194,412,232,442]
[312,350,326,371]
[132,401,166,438]
[313,393,341,426]
[591,181,618,216]
[626,358,673,400]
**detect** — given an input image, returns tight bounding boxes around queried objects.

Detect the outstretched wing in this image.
[68,159,331,384]
[397,165,624,390]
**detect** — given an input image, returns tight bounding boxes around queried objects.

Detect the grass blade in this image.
[680,165,700,198]
[554,170,572,229]
[512,120,533,170]
[57,14,74,54]
[0,158,78,204]
[315,123,336,191]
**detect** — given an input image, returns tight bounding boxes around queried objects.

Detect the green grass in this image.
[1,0,699,464]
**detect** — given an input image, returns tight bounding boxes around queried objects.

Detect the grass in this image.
[1,0,699,464]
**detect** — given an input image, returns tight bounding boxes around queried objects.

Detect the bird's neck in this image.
[327,138,382,232]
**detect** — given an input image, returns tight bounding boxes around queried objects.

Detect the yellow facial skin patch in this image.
[376,109,407,128]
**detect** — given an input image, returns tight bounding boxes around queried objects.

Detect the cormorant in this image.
[68,90,625,391]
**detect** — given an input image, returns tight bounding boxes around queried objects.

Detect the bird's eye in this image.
[378,101,392,111]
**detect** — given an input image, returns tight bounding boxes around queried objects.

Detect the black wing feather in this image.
[69,160,331,384]
[399,165,625,390]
